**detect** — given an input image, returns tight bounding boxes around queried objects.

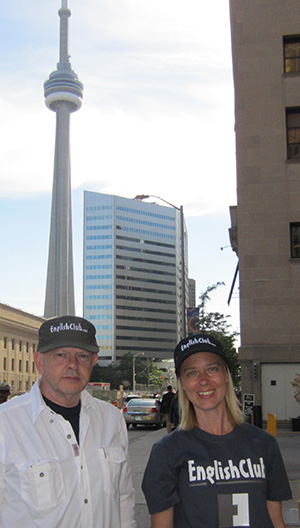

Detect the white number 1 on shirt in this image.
[218,493,250,527]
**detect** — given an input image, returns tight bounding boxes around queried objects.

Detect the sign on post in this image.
[243,393,255,414]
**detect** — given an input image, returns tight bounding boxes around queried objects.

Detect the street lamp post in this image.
[134,194,186,338]
[133,352,144,392]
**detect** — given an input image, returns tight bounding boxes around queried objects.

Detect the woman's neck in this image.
[195,408,234,436]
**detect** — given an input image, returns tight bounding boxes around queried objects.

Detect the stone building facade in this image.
[229,0,300,420]
[0,303,44,396]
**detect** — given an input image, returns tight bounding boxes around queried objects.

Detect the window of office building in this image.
[286,109,300,159]
[284,36,300,73]
[290,223,300,258]
[3,358,6,370]
[11,358,15,371]
[19,360,22,372]
[3,337,7,349]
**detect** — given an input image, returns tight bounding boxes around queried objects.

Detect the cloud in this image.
[0,0,239,329]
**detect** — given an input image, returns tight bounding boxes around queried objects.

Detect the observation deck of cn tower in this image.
[43,0,83,318]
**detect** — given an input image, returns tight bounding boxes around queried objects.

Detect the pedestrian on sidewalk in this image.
[160,385,175,433]
[170,391,179,430]
[0,315,136,528]
[142,333,291,528]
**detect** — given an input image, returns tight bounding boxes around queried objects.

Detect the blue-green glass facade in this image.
[83,191,188,363]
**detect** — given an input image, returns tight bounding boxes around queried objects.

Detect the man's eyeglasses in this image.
[50,351,94,364]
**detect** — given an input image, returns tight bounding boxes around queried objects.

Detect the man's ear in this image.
[92,354,98,367]
[34,350,44,374]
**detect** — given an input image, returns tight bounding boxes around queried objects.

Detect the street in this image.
[128,426,156,444]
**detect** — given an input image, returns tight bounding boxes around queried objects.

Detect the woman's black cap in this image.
[174,334,229,377]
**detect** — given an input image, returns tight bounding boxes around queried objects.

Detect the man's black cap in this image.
[38,315,99,354]
[174,334,229,377]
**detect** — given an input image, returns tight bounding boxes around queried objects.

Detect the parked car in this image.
[123,398,164,429]
[124,394,140,404]
[121,394,141,412]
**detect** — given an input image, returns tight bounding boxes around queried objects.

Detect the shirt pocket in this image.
[98,447,127,493]
[15,459,66,512]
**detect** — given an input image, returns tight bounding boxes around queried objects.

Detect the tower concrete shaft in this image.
[44,0,83,318]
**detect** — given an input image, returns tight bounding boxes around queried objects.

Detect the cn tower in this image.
[43,0,83,318]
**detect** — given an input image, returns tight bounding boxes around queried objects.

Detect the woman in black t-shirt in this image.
[142,334,292,528]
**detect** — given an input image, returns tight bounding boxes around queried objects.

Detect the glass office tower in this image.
[83,191,188,363]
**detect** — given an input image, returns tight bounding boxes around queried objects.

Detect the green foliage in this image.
[148,365,164,389]
[90,352,164,390]
[197,282,241,388]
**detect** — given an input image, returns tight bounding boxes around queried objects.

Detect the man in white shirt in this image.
[0,315,136,528]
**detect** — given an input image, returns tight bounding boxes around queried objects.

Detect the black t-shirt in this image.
[142,423,292,528]
[43,395,81,444]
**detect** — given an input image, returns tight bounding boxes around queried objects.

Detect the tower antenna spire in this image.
[58,0,71,68]
[43,1,83,318]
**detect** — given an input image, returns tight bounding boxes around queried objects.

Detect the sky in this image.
[0,0,240,336]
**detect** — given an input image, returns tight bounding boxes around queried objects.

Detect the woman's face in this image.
[180,352,229,416]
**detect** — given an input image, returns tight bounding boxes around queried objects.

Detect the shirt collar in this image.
[30,378,95,424]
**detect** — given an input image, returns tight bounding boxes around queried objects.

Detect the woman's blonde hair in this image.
[178,366,244,431]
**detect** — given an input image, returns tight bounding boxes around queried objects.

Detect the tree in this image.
[90,353,163,390]
[148,364,164,389]
[197,282,241,388]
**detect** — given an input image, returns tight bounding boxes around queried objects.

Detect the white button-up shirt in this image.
[0,379,136,528]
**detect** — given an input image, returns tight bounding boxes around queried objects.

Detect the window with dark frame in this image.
[284,36,300,73]
[286,108,300,159]
[290,223,300,258]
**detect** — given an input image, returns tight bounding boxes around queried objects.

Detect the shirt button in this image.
[67,434,72,439]
[84,499,88,504]
[50,419,54,423]
[39,472,44,478]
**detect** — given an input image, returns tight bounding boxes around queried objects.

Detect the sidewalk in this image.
[277,429,300,526]
[128,426,300,528]
[128,427,166,528]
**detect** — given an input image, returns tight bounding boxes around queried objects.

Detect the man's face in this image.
[34,347,98,407]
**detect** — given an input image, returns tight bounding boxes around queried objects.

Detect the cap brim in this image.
[39,341,99,354]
